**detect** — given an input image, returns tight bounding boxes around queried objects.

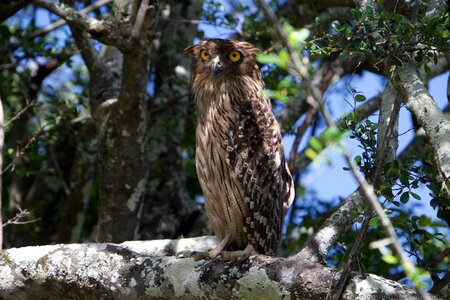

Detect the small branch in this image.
[4,101,35,128]
[293,91,382,173]
[2,208,40,228]
[288,108,315,171]
[1,125,48,175]
[131,0,151,39]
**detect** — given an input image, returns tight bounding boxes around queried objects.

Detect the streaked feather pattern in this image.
[186,39,294,255]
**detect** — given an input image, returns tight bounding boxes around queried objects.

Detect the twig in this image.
[4,101,35,128]
[288,108,315,172]
[2,207,40,228]
[1,125,48,175]
[256,1,430,299]
[131,0,151,39]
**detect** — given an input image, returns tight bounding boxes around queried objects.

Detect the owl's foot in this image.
[176,234,230,261]
[176,250,211,261]
[176,236,256,261]
[215,243,256,261]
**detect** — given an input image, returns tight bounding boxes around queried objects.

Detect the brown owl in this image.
[184,39,294,260]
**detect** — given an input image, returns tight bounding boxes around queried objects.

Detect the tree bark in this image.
[0,238,438,300]
[393,60,450,196]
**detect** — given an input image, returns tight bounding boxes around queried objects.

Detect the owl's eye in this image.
[200,49,210,61]
[228,50,241,62]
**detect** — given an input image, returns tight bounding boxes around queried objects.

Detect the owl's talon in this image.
[212,251,223,260]
[176,250,192,259]
[176,250,209,261]
[238,251,250,262]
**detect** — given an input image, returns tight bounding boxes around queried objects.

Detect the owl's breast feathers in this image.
[193,72,294,255]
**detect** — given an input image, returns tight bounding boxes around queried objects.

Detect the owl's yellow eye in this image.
[228,50,241,62]
[200,49,210,61]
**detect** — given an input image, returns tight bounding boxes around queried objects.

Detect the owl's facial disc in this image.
[211,56,222,76]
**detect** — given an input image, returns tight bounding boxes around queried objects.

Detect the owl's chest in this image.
[196,95,235,144]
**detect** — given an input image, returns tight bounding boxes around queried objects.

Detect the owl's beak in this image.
[211,56,222,76]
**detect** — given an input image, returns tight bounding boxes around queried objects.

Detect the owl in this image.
[184,39,294,259]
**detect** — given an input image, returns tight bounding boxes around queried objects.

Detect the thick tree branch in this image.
[299,190,364,262]
[0,239,438,299]
[33,0,132,50]
[392,60,450,195]
[30,0,113,40]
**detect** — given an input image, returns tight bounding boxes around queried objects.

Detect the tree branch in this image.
[392,60,450,196]
[30,0,113,40]
[0,239,439,299]
[33,0,131,50]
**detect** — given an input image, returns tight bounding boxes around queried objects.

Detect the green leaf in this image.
[400,192,409,203]
[368,217,379,227]
[399,172,410,186]
[355,94,366,102]
[309,137,323,152]
[418,216,430,227]
[277,50,290,69]
[322,127,345,144]
[288,28,310,45]
[256,53,279,65]
[410,192,421,200]
[277,76,291,89]
[305,148,318,160]
[383,254,398,264]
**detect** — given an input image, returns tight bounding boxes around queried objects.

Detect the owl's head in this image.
[184,39,260,79]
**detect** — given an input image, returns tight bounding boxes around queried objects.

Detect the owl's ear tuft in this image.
[184,45,197,54]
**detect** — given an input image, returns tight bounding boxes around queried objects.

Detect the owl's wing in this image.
[225,93,294,255]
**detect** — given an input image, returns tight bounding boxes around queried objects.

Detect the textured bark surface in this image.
[0,238,436,300]
[61,0,158,242]
[393,61,450,195]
